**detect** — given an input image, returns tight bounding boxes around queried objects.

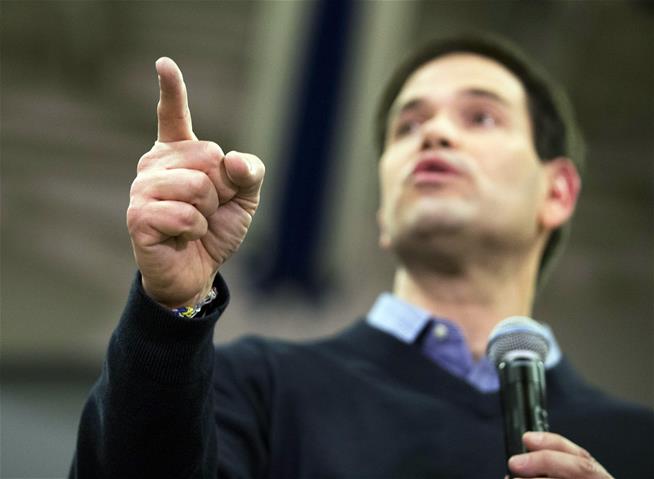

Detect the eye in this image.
[393,119,421,138]
[461,102,505,129]
[468,110,498,127]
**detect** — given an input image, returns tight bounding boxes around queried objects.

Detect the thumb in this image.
[155,57,197,142]
[224,151,265,206]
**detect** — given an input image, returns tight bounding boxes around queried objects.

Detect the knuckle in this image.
[125,204,143,231]
[158,102,189,120]
[536,450,556,470]
[199,175,214,199]
[129,177,139,197]
[578,457,598,475]
[579,447,593,459]
[137,151,154,172]
[129,174,146,196]
[204,141,224,159]
[138,143,169,169]
[186,170,206,192]
[131,171,161,200]
[188,171,209,195]
[178,204,198,227]
[528,449,543,464]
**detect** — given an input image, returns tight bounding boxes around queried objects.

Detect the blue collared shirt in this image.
[366,293,562,393]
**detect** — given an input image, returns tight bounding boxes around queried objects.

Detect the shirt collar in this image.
[366,292,562,368]
[367,292,432,343]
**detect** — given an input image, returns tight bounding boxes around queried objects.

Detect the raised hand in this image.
[127,57,264,308]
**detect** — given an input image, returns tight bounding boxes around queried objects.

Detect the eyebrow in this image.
[389,87,511,121]
[388,98,427,123]
[460,88,511,106]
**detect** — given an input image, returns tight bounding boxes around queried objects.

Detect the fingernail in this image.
[509,454,529,468]
[526,431,543,444]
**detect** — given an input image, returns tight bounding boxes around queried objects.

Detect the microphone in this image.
[487,316,550,473]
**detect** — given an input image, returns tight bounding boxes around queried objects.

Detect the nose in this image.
[421,113,457,150]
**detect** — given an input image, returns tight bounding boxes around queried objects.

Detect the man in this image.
[70,34,652,478]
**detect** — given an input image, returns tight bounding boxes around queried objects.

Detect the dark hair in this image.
[375,32,585,284]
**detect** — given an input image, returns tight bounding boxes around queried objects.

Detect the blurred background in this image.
[1,1,652,477]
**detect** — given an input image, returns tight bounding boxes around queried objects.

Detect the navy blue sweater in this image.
[70,277,654,478]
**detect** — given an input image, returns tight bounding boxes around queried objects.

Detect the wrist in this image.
[170,287,218,318]
[140,275,216,311]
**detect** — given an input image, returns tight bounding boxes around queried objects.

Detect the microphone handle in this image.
[498,358,549,475]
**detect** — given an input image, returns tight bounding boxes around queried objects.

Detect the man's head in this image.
[375,33,584,284]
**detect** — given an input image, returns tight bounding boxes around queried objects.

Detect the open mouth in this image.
[411,157,461,182]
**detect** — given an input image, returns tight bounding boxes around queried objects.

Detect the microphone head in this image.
[487,316,549,366]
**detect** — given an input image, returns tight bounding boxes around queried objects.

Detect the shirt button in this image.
[433,323,449,340]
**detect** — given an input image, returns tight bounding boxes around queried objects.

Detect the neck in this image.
[392,256,539,359]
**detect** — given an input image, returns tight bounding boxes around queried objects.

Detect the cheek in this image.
[378,162,392,207]
[475,136,540,186]
[471,141,545,224]
[379,150,408,204]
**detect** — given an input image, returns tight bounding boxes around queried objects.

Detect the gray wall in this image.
[1,1,652,478]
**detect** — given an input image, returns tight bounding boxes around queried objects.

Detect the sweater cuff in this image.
[112,272,230,384]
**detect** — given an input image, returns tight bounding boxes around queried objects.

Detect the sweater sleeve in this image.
[69,272,229,479]
[212,337,275,479]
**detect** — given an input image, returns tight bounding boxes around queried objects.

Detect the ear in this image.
[539,157,581,230]
[377,208,392,251]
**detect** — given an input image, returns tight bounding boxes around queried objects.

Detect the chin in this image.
[389,215,468,274]
[402,197,475,235]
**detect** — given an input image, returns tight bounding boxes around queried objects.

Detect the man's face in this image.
[378,53,550,258]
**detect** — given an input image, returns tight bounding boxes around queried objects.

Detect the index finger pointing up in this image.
[156,57,196,142]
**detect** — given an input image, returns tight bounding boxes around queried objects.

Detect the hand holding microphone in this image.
[488,316,550,460]
[489,317,613,479]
